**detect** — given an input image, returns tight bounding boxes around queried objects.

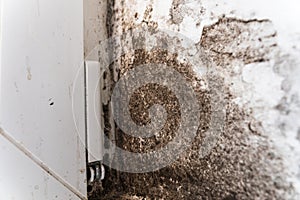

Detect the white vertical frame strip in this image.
[85,61,103,162]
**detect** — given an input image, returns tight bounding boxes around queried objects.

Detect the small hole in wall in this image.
[49,98,54,106]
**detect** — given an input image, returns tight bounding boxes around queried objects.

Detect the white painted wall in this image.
[0,0,86,199]
[111,0,300,198]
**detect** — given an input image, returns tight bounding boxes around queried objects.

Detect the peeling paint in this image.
[86,0,300,199]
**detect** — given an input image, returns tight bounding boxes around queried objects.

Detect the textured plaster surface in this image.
[86,0,300,199]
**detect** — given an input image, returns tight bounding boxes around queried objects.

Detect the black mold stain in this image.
[89,3,291,198]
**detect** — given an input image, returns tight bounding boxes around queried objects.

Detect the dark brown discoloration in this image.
[200,17,277,66]
[92,49,290,199]
[89,3,293,199]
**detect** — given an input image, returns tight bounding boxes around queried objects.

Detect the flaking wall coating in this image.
[89,0,300,199]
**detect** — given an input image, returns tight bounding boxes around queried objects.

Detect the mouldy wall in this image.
[89,0,300,199]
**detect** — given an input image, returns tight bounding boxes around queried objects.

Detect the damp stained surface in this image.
[90,50,291,200]
[88,0,300,199]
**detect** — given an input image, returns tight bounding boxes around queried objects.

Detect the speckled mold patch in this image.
[88,0,296,199]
